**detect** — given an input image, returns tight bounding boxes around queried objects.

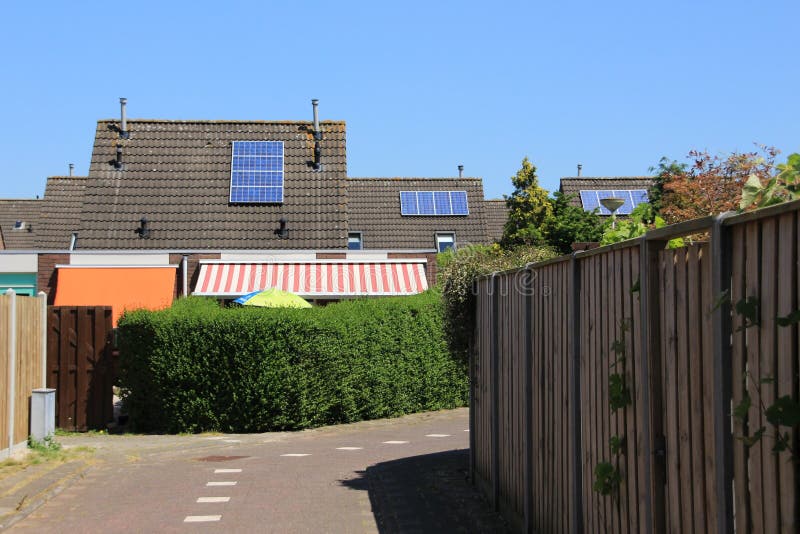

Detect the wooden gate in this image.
[47,306,114,431]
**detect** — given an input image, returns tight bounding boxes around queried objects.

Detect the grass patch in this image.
[0,436,94,483]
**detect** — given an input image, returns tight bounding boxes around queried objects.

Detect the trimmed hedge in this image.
[117,292,466,433]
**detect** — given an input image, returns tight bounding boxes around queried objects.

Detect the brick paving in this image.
[3,409,509,533]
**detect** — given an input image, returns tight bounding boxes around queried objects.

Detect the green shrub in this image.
[437,244,557,362]
[117,292,466,433]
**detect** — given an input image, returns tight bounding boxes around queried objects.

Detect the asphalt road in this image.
[7,408,509,534]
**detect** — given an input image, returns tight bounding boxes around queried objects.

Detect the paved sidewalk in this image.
[1,409,509,533]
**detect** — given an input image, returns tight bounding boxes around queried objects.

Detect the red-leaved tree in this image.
[659,145,779,223]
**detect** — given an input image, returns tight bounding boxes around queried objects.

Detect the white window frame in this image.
[435,232,456,253]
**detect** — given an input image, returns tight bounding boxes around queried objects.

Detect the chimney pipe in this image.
[312,99,321,140]
[68,163,74,176]
[311,99,322,170]
[577,164,582,177]
[119,97,129,139]
[458,165,464,179]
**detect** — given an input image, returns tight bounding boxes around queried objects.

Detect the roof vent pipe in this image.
[119,97,129,139]
[458,165,464,179]
[577,164,582,177]
[311,99,322,170]
[68,163,74,176]
[69,232,77,251]
[114,145,123,169]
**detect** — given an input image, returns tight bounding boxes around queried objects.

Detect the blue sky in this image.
[1,0,797,200]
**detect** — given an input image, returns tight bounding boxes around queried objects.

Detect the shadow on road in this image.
[340,449,510,533]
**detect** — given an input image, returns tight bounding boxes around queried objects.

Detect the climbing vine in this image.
[593,318,633,498]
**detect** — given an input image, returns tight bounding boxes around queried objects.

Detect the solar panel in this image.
[229,141,284,203]
[450,191,469,215]
[579,189,652,215]
[400,191,419,215]
[399,191,470,216]
[631,189,649,207]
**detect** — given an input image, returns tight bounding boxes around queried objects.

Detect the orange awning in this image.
[54,266,177,326]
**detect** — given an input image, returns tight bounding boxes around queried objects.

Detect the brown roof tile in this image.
[0,199,41,249]
[347,178,490,249]
[483,199,508,243]
[77,120,348,249]
[36,176,87,249]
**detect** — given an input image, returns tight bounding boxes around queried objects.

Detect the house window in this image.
[348,232,363,250]
[435,232,455,253]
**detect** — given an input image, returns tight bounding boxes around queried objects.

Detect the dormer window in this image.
[12,220,29,231]
[229,141,284,203]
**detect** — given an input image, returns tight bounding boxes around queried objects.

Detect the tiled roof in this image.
[347,178,490,249]
[36,176,87,249]
[0,199,41,249]
[483,199,508,243]
[76,119,348,249]
[559,177,655,208]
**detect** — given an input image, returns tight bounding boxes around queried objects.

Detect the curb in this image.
[0,460,93,531]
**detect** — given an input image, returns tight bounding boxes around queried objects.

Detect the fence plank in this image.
[687,245,707,534]
[760,218,780,534]
[675,247,694,532]
[700,243,718,532]
[745,221,765,534]
[776,212,797,532]
[730,225,750,532]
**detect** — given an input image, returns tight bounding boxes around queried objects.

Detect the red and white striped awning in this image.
[193,260,428,297]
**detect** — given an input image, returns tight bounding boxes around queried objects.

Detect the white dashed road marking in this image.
[214,468,243,473]
[281,453,311,457]
[223,439,242,443]
[184,515,222,523]
[425,434,451,438]
[336,447,363,451]
[197,497,231,503]
[203,436,224,440]
[382,441,409,444]
[207,481,237,486]
[464,429,470,432]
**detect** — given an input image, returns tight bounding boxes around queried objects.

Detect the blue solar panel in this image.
[399,191,470,216]
[434,192,450,214]
[631,189,649,207]
[450,191,469,215]
[417,192,435,215]
[230,141,284,203]
[400,191,418,215]
[579,191,599,212]
[580,189,651,215]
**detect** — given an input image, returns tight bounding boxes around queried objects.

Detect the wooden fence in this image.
[471,200,800,533]
[0,290,47,458]
[47,306,114,431]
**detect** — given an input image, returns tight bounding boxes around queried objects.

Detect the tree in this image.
[501,157,553,248]
[659,146,779,223]
[541,191,605,255]
[648,157,687,215]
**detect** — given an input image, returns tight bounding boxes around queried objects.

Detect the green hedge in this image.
[117,292,466,433]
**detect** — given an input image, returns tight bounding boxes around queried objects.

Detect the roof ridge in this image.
[560,176,652,180]
[348,177,482,181]
[47,175,88,180]
[96,119,346,125]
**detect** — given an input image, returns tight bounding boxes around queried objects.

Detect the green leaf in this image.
[740,426,766,448]
[734,296,760,331]
[732,394,751,421]
[609,373,632,411]
[610,435,626,455]
[765,396,800,428]
[593,461,621,496]
[740,174,763,210]
[760,376,775,384]
[776,309,800,327]
[630,278,640,294]
[610,339,626,355]
[711,289,730,312]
